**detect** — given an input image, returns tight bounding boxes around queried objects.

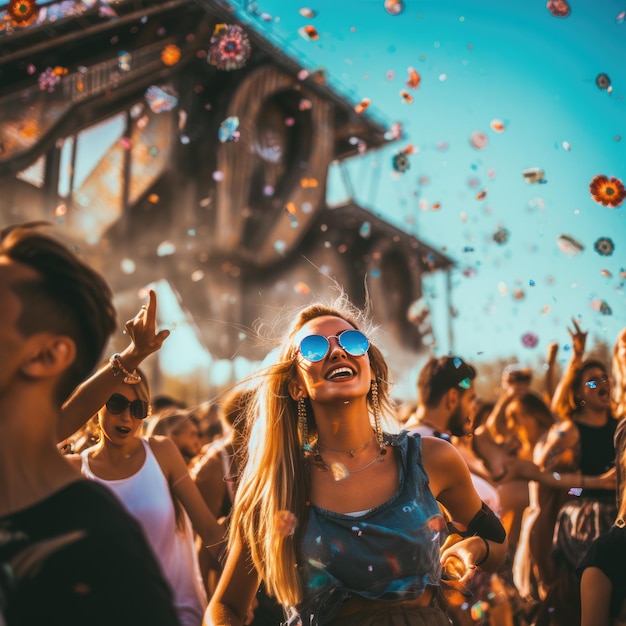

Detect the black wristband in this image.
[474,536,490,567]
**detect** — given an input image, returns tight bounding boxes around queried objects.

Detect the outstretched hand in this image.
[122,289,170,361]
[567,318,587,359]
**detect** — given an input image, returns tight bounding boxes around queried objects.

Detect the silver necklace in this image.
[312,444,386,481]
[316,434,375,457]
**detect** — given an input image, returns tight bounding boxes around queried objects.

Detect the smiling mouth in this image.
[325,366,356,380]
[116,427,131,434]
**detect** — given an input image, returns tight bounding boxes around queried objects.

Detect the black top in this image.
[577,418,617,501]
[0,480,181,626]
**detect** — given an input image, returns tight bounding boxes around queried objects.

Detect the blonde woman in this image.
[57,290,224,625]
[67,370,224,626]
[206,299,508,626]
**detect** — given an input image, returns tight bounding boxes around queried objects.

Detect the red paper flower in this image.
[7,0,38,26]
[589,174,626,207]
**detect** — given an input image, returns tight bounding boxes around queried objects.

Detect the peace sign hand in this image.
[567,318,587,359]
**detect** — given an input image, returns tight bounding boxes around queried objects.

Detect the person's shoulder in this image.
[147,433,177,451]
[146,434,182,467]
[545,419,579,445]
[191,444,225,481]
[420,434,466,477]
[39,479,118,514]
[1,484,180,625]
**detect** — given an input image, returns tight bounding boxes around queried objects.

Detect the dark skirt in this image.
[326,605,450,626]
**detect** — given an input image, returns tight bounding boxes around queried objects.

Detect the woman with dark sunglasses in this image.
[206,297,508,626]
[64,294,225,626]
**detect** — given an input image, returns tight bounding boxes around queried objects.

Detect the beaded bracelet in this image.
[474,536,490,567]
[109,353,141,385]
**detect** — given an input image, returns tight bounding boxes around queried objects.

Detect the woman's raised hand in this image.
[567,318,587,360]
[123,289,170,362]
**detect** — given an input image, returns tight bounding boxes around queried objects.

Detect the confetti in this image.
[208,24,252,70]
[120,259,136,274]
[354,98,371,114]
[161,44,181,66]
[145,85,178,113]
[556,234,584,256]
[595,73,612,92]
[384,0,404,15]
[392,152,410,172]
[523,167,546,184]
[493,227,509,244]
[521,332,539,348]
[218,116,240,142]
[405,66,421,89]
[490,119,505,132]
[594,237,614,256]
[156,241,176,257]
[298,25,319,41]
[470,131,488,150]
[546,0,571,18]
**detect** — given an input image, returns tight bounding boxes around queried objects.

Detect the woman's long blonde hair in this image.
[228,299,397,607]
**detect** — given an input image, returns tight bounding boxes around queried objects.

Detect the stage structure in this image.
[0,0,453,395]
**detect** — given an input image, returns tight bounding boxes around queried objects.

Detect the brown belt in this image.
[336,585,437,618]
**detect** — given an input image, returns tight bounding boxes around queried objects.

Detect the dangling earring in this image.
[370,379,385,448]
[298,398,311,451]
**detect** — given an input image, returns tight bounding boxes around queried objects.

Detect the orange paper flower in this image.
[161,44,181,67]
[589,174,625,207]
[8,0,38,24]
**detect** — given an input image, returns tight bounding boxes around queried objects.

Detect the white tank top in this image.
[81,439,207,626]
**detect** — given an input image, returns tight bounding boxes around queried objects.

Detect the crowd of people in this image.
[1,222,625,626]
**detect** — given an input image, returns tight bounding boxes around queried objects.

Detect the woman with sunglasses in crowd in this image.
[529,318,618,626]
[64,292,225,626]
[206,297,508,626]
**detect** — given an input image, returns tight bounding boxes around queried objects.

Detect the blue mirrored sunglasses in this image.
[298,330,370,363]
[585,375,609,389]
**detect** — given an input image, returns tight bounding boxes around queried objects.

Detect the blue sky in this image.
[1,0,623,374]
[230,0,626,367]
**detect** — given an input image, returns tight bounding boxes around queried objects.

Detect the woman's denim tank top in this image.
[289,431,446,625]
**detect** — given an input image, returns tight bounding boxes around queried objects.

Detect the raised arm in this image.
[543,341,559,402]
[483,391,512,445]
[59,289,169,441]
[550,318,587,421]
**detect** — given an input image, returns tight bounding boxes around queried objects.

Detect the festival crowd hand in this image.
[276,510,298,537]
[440,534,481,586]
[546,341,559,366]
[567,318,588,359]
[121,289,170,363]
